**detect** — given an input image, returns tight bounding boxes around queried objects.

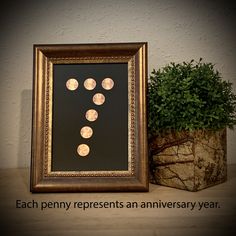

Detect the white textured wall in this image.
[0,0,235,168]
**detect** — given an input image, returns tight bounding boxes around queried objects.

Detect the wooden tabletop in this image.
[0,165,235,236]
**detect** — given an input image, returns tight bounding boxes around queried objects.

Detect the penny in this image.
[102,78,114,90]
[80,126,93,139]
[84,78,96,90]
[85,109,98,122]
[66,78,79,91]
[77,144,90,157]
[93,93,105,105]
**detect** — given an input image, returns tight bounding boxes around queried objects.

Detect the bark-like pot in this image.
[149,129,227,191]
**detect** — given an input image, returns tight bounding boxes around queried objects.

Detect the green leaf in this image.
[147,59,236,136]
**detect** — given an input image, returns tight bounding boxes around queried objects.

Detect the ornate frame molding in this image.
[31,43,148,192]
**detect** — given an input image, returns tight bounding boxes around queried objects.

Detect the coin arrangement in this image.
[66,77,115,157]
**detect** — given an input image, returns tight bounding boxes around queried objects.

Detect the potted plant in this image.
[148,59,236,191]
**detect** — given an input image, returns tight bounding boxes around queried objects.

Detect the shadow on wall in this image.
[17,89,32,169]
[17,89,32,189]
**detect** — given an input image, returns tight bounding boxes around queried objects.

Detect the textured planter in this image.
[149,129,227,191]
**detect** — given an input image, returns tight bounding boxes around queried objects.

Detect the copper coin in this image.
[93,93,105,105]
[85,109,98,122]
[102,78,114,90]
[80,126,93,139]
[77,144,90,157]
[66,78,79,91]
[84,78,96,90]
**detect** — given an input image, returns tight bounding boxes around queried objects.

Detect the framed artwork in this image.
[30,43,148,192]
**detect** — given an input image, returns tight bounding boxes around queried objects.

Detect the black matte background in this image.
[52,63,128,171]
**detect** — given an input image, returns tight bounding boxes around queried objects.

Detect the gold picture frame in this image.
[30,43,148,192]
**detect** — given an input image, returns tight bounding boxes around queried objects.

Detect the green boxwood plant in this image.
[148,59,236,137]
